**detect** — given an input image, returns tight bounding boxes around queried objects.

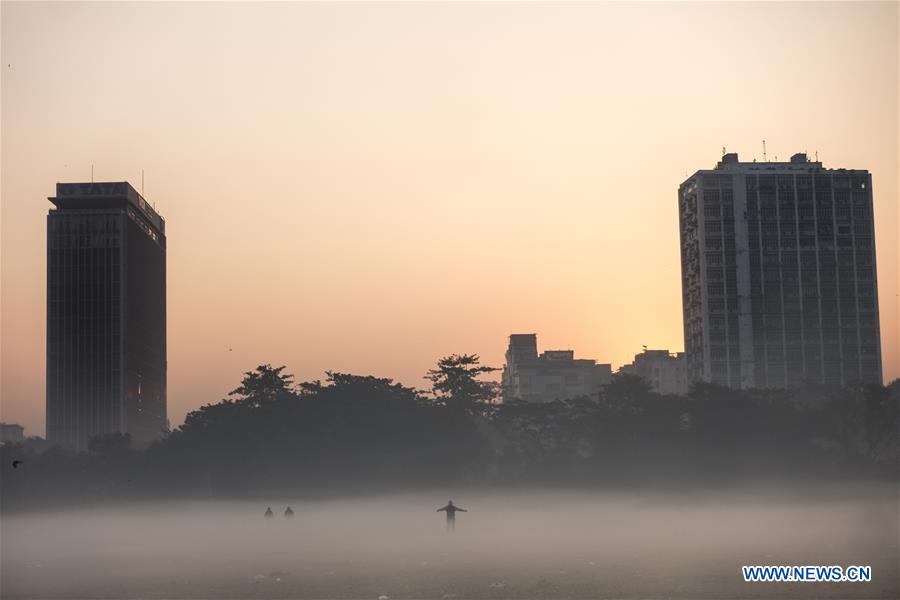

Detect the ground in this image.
[1,483,897,599]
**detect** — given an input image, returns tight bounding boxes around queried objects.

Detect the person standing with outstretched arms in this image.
[437,500,467,532]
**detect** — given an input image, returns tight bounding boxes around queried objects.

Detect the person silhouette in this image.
[284,506,294,518]
[437,500,467,532]
[264,506,274,519]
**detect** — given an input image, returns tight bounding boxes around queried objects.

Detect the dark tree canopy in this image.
[229,364,295,406]
[87,432,132,455]
[425,354,499,412]
[1,361,897,512]
[602,373,652,407]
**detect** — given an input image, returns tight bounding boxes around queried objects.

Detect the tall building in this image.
[46,182,166,450]
[678,153,882,389]
[502,334,612,402]
[618,349,688,395]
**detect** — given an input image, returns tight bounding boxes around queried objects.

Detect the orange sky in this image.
[2,2,898,437]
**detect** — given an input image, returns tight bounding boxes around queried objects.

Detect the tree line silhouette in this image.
[2,355,897,510]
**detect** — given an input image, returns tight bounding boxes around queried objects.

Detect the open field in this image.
[2,483,897,599]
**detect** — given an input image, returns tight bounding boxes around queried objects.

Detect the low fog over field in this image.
[2,483,897,599]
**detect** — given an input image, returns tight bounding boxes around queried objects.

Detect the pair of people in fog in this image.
[264,506,293,518]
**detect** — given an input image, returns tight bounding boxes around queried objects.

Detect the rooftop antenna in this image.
[815,150,818,162]
[91,164,94,183]
[762,140,767,161]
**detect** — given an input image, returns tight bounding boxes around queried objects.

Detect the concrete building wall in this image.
[503,334,612,402]
[619,349,688,395]
[678,153,882,388]
[0,423,25,444]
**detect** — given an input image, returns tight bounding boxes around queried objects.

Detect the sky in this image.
[1,1,898,437]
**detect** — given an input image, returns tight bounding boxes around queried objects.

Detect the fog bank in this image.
[2,482,897,599]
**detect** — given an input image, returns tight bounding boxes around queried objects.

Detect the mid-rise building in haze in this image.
[678,153,882,388]
[618,349,688,395]
[502,334,612,402]
[0,423,25,444]
[46,182,166,450]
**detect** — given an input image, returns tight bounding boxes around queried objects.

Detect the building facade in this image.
[0,423,25,444]
[502,334,612,402]
[46,182,167,450]
[618,349,688,395]
[679,153,882,389]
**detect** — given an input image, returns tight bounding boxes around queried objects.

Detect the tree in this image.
[602,373,652,409]
[300,372,421,405]
[822,386,866,459]
[861,381,900,461]
[87,432,132,455]
[426,354,499,413]
[229,364,295,406]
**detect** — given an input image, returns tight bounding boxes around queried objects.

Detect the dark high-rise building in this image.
[46,182,166,450]
[679,153,882,389]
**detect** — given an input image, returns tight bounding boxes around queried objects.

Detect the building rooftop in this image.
[706,151,868,173]
[714,151,822,169]
[49,182,165,234]
[680,151,870,189]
